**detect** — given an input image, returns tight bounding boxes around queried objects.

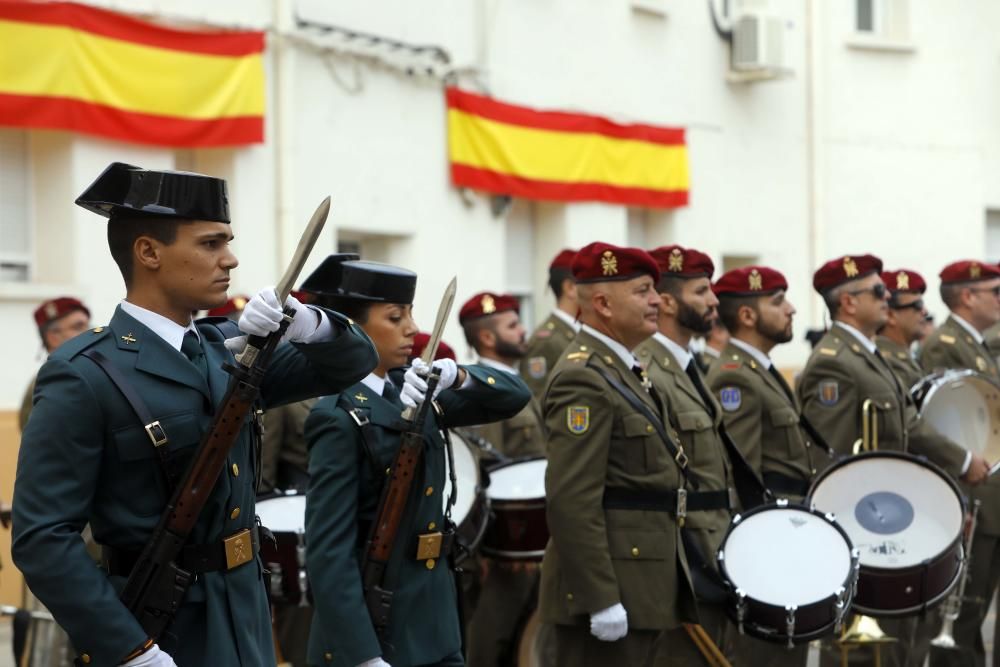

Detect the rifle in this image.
[118,197,331,641]
[361,277,457,644]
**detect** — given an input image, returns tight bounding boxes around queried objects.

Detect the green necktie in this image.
[181,331,209,381]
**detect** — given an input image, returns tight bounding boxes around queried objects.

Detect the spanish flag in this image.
[0,1,264,147]
[447,87,689,209]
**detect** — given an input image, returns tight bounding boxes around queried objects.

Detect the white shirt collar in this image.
[950,313,985,344]
[703,346,722,359]
[834,321,877,354]
[729,338,773,369]
[580,324,639,369]
[120,300,198,352]
[479,357,519,375]
[654,332,694,370]
[361,373,387,396]
[552,308,581,332]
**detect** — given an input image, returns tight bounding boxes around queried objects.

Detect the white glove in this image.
[122,645,178,667]
[234,287,319,342]
[400,358,460,408]
[590,603,628,642]
[356,658,391,667]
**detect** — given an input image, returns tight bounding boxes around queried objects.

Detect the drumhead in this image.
[445,432,481,524]
[919,370,1000,468]
[488,458,547,500]
[720,506,853,607]
[809,453,963,569]
[256,493,305,533]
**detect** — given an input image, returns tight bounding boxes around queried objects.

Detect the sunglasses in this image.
[969,286,1000,297]
[890,299,925,312]
[847,284,887,300]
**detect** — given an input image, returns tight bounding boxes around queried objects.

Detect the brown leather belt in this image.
[103,526,259,576]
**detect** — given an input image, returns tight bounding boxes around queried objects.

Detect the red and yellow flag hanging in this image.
[446,87,689,209]
[0,1,265,147]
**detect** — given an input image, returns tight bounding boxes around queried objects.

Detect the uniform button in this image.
[324,652,333,662]
[487,377,496,385]
[631,547,640,558]
[386,467,392,476]
[645,424,654,433]
[80,655,91,664]
[428,522,436,530]
[566,593,574,601]
[425,486,434,496]
[426,558,436,570]
[231,463,239,477]
[580,346,588,351]
[230,507,241,520]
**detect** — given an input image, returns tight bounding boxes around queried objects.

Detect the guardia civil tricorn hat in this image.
[75,162,230,223]
[299,253,361,296]
[337,260,417,305]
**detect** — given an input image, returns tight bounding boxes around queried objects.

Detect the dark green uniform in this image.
[635,336,738,665]
[304,365,530,667]
[520,312,575,398]
[920,316,1000,667]
[12,306,376,667]
[539,330,695,667]
[875,336,924,391]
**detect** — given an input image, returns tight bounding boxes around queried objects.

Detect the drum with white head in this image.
[481,457,549,561]
[257,491,310,605]
[443,431,490,557]
[808,451,965,616]
[913,369,1000,474]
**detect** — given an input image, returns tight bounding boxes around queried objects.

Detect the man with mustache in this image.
[458,291,548,667]
[636,245,767,665]
[876,269,931,390]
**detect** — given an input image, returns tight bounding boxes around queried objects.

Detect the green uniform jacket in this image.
[539,331,694,631]
[919,315,1000,535]
[520,312,576,398]
[983,320,1000,365]
[304,365,530,667]
[472,393,546,459]
[260,398,316,493]
[706,342,819,501]
[796,323,966,478]
[875,336,925,392]
[12,306,376,667]
[635,337,734,575]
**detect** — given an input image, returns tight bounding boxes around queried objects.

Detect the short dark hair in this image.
[107,213,191,285]
[821,286,843,319]
[940,283,962,310]
[655,274,685,299]
[717,295,759,332]
[313,295,372,324]
[461,317,494,351]
[549,268,574,299]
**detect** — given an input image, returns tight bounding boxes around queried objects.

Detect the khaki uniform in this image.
[473,397,546,460]
[875,336,924,392]
[539,330,694,667]
[635,336,738,665]
[983,320,1000,367]
[520,313,576,398]
[920,316,1000,667]
[19,376,35,431]
[260,398,316,493]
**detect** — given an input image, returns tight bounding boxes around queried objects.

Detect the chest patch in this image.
[567,406,590,434]
[719,387,742,412]
[818,380,840,406]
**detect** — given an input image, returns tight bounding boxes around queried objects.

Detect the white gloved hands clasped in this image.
[355,658,391,667]
[590,602,628,642]
[226,287,319,351]
[400,358,460,409]
[122,645,178,667]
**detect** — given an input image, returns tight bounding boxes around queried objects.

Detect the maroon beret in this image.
[572,242,660,284]
[714,266,788,297]
[34,297,90,328]
[812,255,883,293]
[412,332,456,361]
[549,249,577,272]
[206,295,250,317]
[939,260,1000,284]
[880,269,926,294]
[459,292,520,324]
[649,245,714,280]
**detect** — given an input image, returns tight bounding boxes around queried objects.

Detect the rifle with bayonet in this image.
[361,276,457,644]
[118,197,331,641]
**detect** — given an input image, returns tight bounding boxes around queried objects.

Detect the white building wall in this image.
[3,0,1000,407]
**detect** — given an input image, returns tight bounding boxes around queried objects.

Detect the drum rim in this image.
[914,368,1000,410]
[484,455,547,474]
[852,555,963,617]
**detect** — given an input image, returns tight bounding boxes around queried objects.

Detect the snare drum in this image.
[716,500,857,645]
[913,369,1000,472]
[257,492,310,606]
[808,451,965,617]
[444,431,490,557]
[481,457,549,561]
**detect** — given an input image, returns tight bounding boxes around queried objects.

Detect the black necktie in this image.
[685,360,717,418]
[872,347,904,395]
[181,331,208,380]
[382,381,400,405]
[631,365,650,392]
[767,365,796,404]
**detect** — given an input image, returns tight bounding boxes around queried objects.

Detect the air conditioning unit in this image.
[731,13,784,72]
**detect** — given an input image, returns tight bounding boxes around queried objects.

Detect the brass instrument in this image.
[852,398,878,454]
[931,499,981,649]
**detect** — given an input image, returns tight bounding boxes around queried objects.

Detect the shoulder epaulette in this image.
[56,326,111,360]
[940,334,956,344]
[818,347,840,357]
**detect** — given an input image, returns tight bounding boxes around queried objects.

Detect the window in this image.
[986,210,1000,264]
[721,254,759,273]
[0,129,31,282]
[850,0,912,49]
[856,0,877,32]
[506,200,535,333]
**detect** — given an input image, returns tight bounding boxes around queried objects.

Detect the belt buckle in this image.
[676,489,687,527]
[727,487,738,510]
[144,421,168,447]
[224,529,253,570]
[349,409,370,427]
[415,532,443,561]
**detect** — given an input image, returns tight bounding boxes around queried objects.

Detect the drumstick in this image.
[682,623,733,667]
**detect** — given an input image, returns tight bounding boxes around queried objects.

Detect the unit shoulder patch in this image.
[818,380,840,406]
[567,406,590,434]
[719,387,742,412]
[527,356,548,378]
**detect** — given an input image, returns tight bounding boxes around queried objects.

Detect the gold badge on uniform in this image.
[843,256,859,278]
[896,272,909,290]
[748,269,763,291]
[601,251,618,276]
[567,406,590,434]
[668,248,684,272]
[977,356,988,372]
[971,262,982,279]
[481,294,496,314]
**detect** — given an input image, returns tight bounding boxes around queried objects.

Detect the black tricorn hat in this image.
[75,162,230,223]
[338,260,417,305]
[299,253,361,296]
